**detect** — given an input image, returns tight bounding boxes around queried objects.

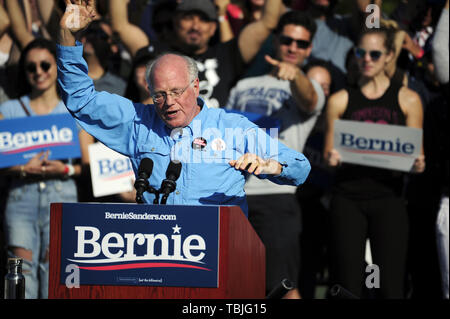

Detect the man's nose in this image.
[164,93,177,105]
[190,16,202,29]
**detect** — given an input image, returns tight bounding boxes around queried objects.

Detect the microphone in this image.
[265,278,294,299]
[134,158,154,204]
[160,161,182,205]
[328,284,359,299]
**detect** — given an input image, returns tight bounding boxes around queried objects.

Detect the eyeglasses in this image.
[151,79,194,104]
[279,35,310,49]
[354,48,385,61]
[25,61,52,73]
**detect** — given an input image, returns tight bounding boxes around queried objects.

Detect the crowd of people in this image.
[0,0,448,300]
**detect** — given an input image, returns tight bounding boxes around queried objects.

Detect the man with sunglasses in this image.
[226,11,325,299]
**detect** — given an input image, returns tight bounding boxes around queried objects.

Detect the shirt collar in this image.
[188,97,207,127]
[163,96,209,136]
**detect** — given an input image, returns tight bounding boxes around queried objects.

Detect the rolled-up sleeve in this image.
[56,42,140,156]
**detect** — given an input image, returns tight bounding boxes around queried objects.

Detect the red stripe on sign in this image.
[78,262,211,271]
[344,148,411,157]
[1,142,74,155]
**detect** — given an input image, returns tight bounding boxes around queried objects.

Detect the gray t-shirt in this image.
[310,19,354,74]
[226,74,325,195]
[93,71,127,96]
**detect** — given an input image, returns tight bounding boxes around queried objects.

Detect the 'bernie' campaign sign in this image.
[0,114,80,168]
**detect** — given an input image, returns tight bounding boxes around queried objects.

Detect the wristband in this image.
[218,15,227,23]
[64,164,75,177]
[415,48,425,59]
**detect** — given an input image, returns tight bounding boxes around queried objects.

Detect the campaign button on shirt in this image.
[210,138,226,151]
[192,137,207,151]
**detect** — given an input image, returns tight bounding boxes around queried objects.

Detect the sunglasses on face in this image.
[279,35,310,49]
[25,61,52,74]
[354,48,385,61]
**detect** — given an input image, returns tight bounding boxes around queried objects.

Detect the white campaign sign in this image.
[88,142,135,197]
[334,119,422,172]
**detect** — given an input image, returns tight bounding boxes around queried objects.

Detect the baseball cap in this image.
[176,0,218,21]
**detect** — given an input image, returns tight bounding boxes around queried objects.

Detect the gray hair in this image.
[145,52,198,92]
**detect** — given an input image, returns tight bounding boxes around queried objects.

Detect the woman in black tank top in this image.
[322,27,425,298]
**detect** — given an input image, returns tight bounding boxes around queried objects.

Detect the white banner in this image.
[88,142,135,197]
[334,119,422,172]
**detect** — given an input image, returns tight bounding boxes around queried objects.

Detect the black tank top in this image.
[334,80,407,199]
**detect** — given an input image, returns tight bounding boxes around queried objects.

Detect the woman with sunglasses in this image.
[323,27,425,299]
[0,38,87,299]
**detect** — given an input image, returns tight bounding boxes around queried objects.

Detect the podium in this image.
[48,203,265,299]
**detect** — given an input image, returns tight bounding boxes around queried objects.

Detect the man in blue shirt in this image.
[56,1,310,216]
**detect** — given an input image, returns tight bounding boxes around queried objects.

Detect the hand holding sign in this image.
[333,120,423,172]
[326,149,342,167]
[42,156,69,177]
[23,150,49,176]
[265,55,301,81]
[411,154,425,173]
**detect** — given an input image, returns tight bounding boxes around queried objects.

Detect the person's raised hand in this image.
[60,0,97,34]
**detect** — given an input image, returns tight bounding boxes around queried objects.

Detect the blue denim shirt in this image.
[56,43,311,216]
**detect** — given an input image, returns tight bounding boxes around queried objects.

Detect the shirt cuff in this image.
[56,41,84,60]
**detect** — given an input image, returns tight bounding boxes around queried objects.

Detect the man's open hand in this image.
[60,0,97,33]
[229,153,282,175]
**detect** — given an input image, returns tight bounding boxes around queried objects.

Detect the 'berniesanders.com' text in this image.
[104,212,177,221]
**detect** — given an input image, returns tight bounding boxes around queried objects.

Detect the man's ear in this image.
[193,78,200,96]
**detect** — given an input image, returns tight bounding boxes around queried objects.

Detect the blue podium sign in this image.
[0,114,80,168]
[60,203,220,288]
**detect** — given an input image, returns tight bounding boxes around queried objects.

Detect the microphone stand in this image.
[135,184,160,204]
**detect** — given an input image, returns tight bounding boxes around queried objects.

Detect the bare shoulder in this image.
[398,86,422,111]
[327,89,349,117]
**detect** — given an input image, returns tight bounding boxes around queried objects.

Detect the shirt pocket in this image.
[137,141,171,186]
[191,150,236,189]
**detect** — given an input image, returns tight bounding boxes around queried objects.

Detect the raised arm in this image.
[36,0,57,26]
[215,0,234,42]
[57,0,138,156]
[0,3,11,38]
[36,0,65,41]
[238,0,284,63]
[109,0,149,57]
[5,0,34,49]
[265,55,320,112]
